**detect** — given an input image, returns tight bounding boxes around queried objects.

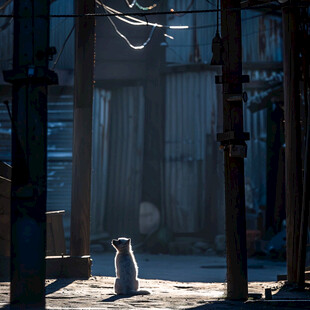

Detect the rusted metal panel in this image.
[242,10,283,63]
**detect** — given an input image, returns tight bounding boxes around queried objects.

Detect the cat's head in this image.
[111,237,132,253]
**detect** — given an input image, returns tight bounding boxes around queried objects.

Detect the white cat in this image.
[111,237,150,295]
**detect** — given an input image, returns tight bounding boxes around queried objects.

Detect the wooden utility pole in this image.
[217,0,249,300]
[297,5,310,288]
[141,12,166,240]
[282,3,303,284]
[3,0,57,307]
[70,0,95,259]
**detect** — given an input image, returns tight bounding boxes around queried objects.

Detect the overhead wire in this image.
[125,0,137,9]
[96,1,189,29]
[0,0,12,11]
[135,2,157,11]
[52,23,75,69]
[0,3,284,18]
[98,0,158,50]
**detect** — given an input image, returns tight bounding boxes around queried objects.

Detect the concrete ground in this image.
[91,252,287,283]
[1,253,310,309]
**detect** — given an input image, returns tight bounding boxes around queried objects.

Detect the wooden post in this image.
[282,4,303,284]
[297,11,310,285]
[3,0,57,306]
[141,15,166,233]
[217,0,248,300]
[70,0,95,258]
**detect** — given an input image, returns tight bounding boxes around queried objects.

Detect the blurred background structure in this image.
[0,0,285,247]
[1,0,310,306]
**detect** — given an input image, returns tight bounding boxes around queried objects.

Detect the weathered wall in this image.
[164,68,224,236]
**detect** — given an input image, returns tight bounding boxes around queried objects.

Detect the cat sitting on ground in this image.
[111,237,150,295]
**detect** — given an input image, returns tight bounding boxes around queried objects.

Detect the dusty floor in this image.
[1,278,310,309]
[1,254,310,309]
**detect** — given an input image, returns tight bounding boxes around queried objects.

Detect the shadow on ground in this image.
[101,294,137,302]
[185,300,310,309]
[45,278,75,295]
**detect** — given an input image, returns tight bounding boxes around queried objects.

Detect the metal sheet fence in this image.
[0,72,279,240]
[166,0,282,65]
[164,69,225,235]
[91,88,111,239]
[103,86,145,239]
[0,0,13,72]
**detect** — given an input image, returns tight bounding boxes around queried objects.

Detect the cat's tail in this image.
[129,290,151,295]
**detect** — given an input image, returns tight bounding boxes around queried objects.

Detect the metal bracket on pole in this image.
[215,74,250,85]
[217,131,250,158]
[3,66,58,85]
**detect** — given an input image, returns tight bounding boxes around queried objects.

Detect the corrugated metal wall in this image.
[50,0,74,70]
[0,0,74,72]
[166,0,282,65]
[0,87,112,239]
[243,68,283,210]
[0,99,11,160]
[103,86,145,239]
[242,10,283,63]
[47,94,74,237]
[91,88,111,238]
[0,0,13,72]
[165,69,225,234]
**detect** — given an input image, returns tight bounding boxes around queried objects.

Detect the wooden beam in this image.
[46,256,92,278]
[282,4,303,284]
[141,7,166,239]
[219,0,248,300]
[70,0,95,257]
[0,256,92,280]
[2,0,58,306]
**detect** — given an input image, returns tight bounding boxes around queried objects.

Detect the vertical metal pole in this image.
[70,0,95,257]
[3,0,57,307]
[282,4,303,284]
[220,0,248,300]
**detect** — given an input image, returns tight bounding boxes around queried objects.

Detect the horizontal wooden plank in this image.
[0,256,92,280]
[46,256,92,279]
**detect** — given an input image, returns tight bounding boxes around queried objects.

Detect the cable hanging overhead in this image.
[95,0,188,50]
[125,0,157,11]
[96,1,189,29]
